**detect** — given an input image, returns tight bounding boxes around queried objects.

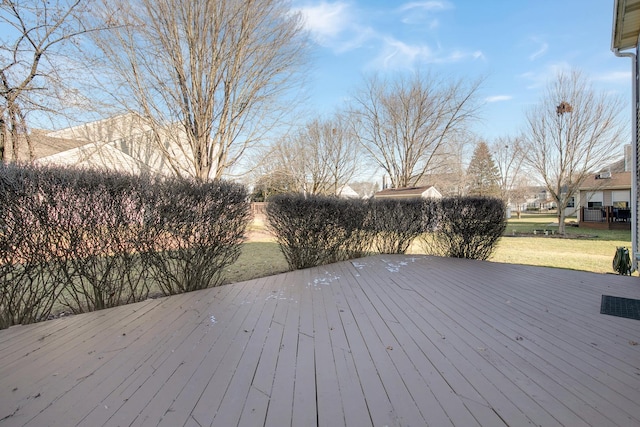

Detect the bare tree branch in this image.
[491,135,526,203]
[523,69,627,234]
[1,0,107,162]
[350,72,482,188]
[267,113,362,196]
[92,0,309,181]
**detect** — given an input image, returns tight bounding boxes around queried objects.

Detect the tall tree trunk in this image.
[0,115,6,163]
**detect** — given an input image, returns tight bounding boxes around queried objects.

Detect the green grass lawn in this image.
[226,212,634,284]
[223,241,289,284]
[491,213,632,274]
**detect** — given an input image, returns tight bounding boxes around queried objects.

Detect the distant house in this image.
[31,113,194,177]
[577,170,631,230]
[373,185,442,200]
[336,184,360,199]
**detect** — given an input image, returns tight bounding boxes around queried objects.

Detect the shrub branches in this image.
[267,194,506,270]
[0,164,250,327]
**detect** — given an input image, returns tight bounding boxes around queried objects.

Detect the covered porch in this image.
[580,206,632,230]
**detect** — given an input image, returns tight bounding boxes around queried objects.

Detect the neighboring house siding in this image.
[32,113,195,177]
[577,171,632,222]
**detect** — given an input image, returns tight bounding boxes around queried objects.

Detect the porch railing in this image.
[581,206,630,223]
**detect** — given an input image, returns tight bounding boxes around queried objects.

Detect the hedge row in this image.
[0,164,251,329]
[266,194,506,270]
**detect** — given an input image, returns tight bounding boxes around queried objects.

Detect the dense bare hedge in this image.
[0,164,250,328]
[0,166,63,327]
[266,194,369,269]
[141,177,251,295]
[267,194,505,270]
[420,197,506,260]
[366,198,432,254]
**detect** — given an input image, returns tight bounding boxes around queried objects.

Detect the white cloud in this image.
[295,1,482,71]
[371,37,484,70]
[377,38,433,69]
[528,41,548,61]
[295,2,350,41]
[593,70,631,83]
[485,95,513,103]
[520,62,571,89]
[294,1,374,52]
[398,1,452,13]
[398,1,452,25]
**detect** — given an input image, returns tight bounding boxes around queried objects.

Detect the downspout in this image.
[612,43,638,271]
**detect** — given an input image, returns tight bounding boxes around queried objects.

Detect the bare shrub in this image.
[421,197,506,260]
[141,177,251,295]
[366,198,428,254]
[266,194,368,270]
[0,164,64,327]
[52,169,154,313]
[1,164,251,327]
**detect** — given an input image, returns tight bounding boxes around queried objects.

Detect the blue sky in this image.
[292,0,632,141]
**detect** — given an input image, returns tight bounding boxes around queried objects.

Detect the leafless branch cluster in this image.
[91,0,309,181]
[0,164,250,328]
[350,72,482,189]
[0,0,105,162]
[523,69,626,233]
[265,114,361,196]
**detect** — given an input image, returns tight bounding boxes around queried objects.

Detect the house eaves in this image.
[612,0,640,50]
[578,171,632,191]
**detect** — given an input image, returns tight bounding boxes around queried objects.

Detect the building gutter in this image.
[612,42,639,270]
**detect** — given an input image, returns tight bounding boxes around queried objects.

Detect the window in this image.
[613,201,629,208]
[588,201,603,208]
[566,197,575,208]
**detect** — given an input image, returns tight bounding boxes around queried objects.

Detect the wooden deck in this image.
[1,255,639,426]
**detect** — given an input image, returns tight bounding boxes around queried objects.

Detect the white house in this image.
[336,184,360,199]
[33,113,195,177]
[373,185,443,200]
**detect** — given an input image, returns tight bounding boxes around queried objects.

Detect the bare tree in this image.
[92,0,309,181]
[418,138,470,196]
[491,136,526,206]
[270,114,361,196]
[350,72,482,189]
[0,0,100,162]
[523,70,626,234]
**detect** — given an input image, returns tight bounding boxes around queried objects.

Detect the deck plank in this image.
[263,273,302,427]
[1,255,639,427]
[310,272,346,427]
[414,259,640,412]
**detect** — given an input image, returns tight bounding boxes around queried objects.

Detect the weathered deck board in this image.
[1,255,639,427]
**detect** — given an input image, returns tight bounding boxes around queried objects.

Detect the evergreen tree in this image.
[466,141,501,197]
